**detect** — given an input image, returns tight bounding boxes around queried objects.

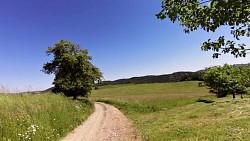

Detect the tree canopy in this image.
[157,0,250,58]
[203,64,250,98]
[42,40,102,99]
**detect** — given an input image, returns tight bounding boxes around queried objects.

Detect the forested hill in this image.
[99,71,204,86]
[98,63,250,86]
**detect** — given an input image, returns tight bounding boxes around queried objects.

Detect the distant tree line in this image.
[98,71,204,86]
[98,63,249,87]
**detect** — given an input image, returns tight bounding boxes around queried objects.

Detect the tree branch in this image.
[200,0,213,5]
[220,47,250,50]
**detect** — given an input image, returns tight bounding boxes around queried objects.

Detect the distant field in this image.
[0,93,93,141]
[91,81,211,108]
[91,81,250,140]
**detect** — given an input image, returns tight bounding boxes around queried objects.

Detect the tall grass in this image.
[0,93,93,141]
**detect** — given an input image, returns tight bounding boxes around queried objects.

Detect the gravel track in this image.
[62,102,141,141]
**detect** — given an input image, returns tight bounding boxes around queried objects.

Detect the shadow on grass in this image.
[196,98,214,103]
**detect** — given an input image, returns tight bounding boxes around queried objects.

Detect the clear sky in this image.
[0,0,249,92]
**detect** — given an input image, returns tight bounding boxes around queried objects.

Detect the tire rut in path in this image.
[62,102,141,141]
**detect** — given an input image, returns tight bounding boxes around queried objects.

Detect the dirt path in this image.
[62,102,141,141]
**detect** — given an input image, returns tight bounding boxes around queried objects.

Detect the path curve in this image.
[62,102,141,141]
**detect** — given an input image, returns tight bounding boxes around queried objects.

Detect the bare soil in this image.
[62,102,141,141]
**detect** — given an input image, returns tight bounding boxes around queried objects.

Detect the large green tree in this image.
[203,64,250,98]
[42,40,102,99]
[157,0,250,58]
[240,64,250,87]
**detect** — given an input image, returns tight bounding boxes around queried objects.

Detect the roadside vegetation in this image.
[91,81,250,140]
[0,93,93,141]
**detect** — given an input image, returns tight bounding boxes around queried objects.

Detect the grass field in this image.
[91,81,212,109]
[91,81,250,140]
[0,93,93,141]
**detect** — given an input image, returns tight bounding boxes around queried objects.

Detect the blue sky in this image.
[0,0,249,92]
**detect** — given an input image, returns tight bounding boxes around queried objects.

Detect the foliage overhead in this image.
[42,40,102,99]
[157,0,250,58]
[203,64,250,98]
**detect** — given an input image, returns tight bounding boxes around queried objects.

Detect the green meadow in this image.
[91,81,250,140]
[0,93,93,141]
[92,81,212,109]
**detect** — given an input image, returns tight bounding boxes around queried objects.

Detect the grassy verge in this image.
[0,93,93,141]
[92,81,250,140]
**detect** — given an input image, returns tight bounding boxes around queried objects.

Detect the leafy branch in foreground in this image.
[157,0,250,58]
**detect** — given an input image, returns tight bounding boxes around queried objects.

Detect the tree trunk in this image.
[233,93,236,99]
[73,95,77,100]
[241,93,243,99]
